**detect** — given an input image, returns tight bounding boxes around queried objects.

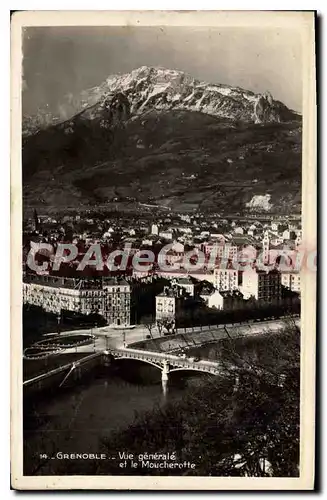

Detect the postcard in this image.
[11,10,316,490]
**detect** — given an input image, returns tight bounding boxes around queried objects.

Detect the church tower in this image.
[262,230,270,264]
[33,209,39,232]
[295,230,302,249]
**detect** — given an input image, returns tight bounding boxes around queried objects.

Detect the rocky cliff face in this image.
[23,66,299,136]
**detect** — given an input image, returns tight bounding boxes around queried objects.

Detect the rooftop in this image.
[173,277,194,285]
[157,285,185,298]
[23,273,130,290]
[220,290,244,299]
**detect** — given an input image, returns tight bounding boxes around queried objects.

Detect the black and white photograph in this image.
[11,10,316,490]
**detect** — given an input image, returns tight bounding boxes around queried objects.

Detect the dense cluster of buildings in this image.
[23,210,301,327]
[153,269,283,324]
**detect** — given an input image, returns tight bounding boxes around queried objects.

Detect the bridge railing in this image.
[112,347,221,370]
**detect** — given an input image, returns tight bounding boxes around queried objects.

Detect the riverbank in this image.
[129,318,299,353]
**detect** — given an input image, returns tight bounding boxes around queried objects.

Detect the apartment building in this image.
[103,279,131,326]
[241,269,282,302]
[202,241,238,261]
[213,268,239,292]
[281,271,301,293]
[155,286,185,321]
[23,274,131,326]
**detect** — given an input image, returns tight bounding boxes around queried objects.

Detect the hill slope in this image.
[22,67,302,214]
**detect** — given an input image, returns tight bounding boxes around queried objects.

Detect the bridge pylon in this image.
[161,360,170,396]
[161,360,170,381]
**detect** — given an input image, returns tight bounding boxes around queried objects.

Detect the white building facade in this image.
[213,268,238,292]
[200,289,224,309]
[23,275,131,326]
[281,272,301,293]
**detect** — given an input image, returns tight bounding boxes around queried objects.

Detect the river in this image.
[23,359,209,475]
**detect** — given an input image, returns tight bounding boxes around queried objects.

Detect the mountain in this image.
[23,66,299,136]
[22,66,302,214]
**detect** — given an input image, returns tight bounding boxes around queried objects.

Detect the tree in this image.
[96,321,300,477]
[212,319,300,477]
[156,319,164,336]
[160,317,176,335]
[142,315,155,339]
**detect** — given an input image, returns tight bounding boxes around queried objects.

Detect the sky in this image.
[22,26,303,116]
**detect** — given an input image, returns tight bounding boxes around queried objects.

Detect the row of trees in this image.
[175,298,300,329]
[140,298,300,339]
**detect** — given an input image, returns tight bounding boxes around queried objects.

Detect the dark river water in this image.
[23,359,210,475]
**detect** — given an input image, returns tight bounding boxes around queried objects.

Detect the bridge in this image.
[106,347,222,382]
[23,347,222,396]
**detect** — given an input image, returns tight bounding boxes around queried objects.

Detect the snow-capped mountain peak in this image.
[23,66,300,136]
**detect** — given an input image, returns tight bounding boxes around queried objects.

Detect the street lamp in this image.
[94,322,98,352]
[57,287,61,335]
[57,309,61,335]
